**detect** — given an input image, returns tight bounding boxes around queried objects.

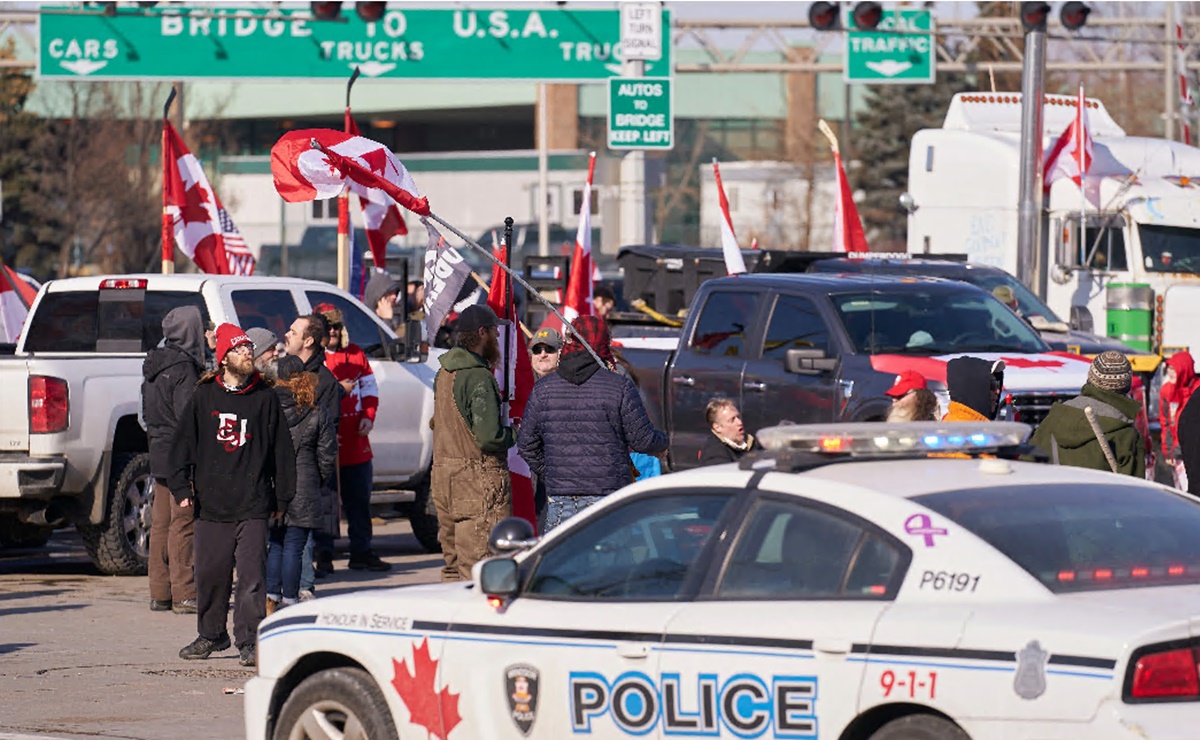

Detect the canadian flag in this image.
[163,120,255,275]
[561,152,596,324]
[1044,84,1094,194]
[713,158,747,275]
[344,110,408,270]
[0,264,36,344]
[270,129,430,217]
[832,147,869,253]
[486,241,537,531]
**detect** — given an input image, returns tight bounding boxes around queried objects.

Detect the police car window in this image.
[527,493,734,601]
[306,291,387,357]
[231,290,298,341]
[915,483,1200,593]
[688,292,760,358]
[717,500,896,599]
[761,294,829,360]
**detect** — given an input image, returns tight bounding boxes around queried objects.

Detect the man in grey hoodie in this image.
[141,305,206,614]
[363,272,403,330]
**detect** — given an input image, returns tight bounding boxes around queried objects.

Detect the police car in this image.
[246,423,1200,740]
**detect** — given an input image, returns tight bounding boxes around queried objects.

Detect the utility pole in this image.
[618,57,649,247]
[537,83,549,257]
[1166,2,1177,141]
[1017,4,1049,299]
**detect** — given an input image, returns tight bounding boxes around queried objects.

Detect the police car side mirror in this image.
[785,348,838,376]
[479,558,520,598]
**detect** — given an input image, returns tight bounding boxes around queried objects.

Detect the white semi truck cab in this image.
[906,91,1200,356]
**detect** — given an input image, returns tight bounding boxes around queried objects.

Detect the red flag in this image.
[0,265,35,344]
[832,148,869,253]
[561,152,596,324]
[485,242,536,530]
[1044,84,1094,193]
[345,110,408,270]
[713,158,747,275]
[163,120,255,274]
[270,129,430,216]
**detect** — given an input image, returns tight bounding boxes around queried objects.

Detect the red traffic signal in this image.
[1060,2,1091,31]
[852,2,883,31]
[809,2,841,32]
[311,2,343,21]
[1019,2,1051,32]
[356,2,387,23]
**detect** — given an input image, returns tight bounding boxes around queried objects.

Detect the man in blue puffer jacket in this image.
[518,316,668,531]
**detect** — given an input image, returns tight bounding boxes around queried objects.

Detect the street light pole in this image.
[1017,26,1047,298]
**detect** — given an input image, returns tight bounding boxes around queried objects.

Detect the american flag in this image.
[218,204,255,276]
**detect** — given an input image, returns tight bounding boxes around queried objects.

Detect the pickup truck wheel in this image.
[408,483,441,554]
[0,515,53,549]
[273,667,397,740]
[79,452,152,576]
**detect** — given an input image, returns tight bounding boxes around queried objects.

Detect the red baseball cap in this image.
[214,323,252,367]
[885,370,928,398]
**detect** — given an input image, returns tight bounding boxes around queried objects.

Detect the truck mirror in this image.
[405,319,427,363]
[785,348,838,376]
[1069,305,1094,333]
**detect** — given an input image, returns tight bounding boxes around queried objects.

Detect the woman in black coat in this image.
[266,359,337,610]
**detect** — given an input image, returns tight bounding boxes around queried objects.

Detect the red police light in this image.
[1020,1,1051,32]
[311,1,343,21]
[356,2,386,23]
[809,2,841,32]
[852,2,883,31]
[1060,1,1091,31]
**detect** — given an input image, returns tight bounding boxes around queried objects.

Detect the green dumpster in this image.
[1106,283,1154,352]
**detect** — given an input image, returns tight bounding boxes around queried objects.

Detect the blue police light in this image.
[758,422,1033,456]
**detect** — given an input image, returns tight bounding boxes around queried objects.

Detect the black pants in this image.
[194,518,267,649]
[341,460,373,556]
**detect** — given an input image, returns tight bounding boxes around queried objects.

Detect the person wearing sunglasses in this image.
[529,328,562,381]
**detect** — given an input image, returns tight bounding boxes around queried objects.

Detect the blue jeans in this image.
[300,532,315,593]
[544,495,606,532]
[266,525,313,601]
[341,460,374,556]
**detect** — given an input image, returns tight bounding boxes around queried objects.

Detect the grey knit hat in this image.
[245,327,279,360]
[1088,350,1132,394]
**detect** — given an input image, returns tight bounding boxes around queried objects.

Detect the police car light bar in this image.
[757,422,1033,456]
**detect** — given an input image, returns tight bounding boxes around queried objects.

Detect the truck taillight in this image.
[100,278,147,290]
[1128,645,1200,701]
[29,376,69,434]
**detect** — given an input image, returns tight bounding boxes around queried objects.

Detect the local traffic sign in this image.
[607,77,673,150]
[845,8,935,84]
[38,6,671,81]
[620,2,662,62]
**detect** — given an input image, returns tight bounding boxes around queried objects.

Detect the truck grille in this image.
[1009,392,1073,427]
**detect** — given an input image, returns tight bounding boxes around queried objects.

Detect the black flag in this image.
[421,219,471,341]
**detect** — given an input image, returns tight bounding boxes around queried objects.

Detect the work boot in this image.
[265,597,278,616]
[347,552,392,572]
[149,599,172,612]
[314,554,334,578]
[238,645,256,668]
[172,598,197,615]
[179,634,231,660]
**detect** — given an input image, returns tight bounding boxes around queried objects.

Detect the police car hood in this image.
[871,351,1092,392]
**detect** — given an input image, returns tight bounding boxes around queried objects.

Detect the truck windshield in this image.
[1139,224,1200,274]
[832,287,1048,355]
[960,273,1062,324]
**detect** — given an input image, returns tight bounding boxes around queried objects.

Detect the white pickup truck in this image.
[0,274,440,574]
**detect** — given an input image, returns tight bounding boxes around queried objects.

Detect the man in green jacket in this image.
[1030,351,1145,478]
[430,305,515,581]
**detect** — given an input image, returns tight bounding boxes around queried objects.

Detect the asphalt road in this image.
[0,516,444,740]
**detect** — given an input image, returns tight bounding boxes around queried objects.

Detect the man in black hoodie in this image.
[142,305,205,615]
[169,324,296,668]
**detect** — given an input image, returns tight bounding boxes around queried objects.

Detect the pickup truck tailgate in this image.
[0,359,28,452]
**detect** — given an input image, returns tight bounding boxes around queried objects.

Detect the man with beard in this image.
[247,328,279,381]
[283,314,342,576]
[168,324,296,667]
[431,304,515,582]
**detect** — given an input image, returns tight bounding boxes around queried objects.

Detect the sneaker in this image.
[314,555,334,578]
[179,634,231,660]
[298,590,316,602]
[265,597,279,616]
[238,645,256,667]
[347,552,392,572]
[172,598,197,615]
[150,599,172,612]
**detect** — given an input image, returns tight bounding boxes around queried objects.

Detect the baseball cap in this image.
[885,369,928,398]
[214,323,253,367]
[530,327,562,351]
[456,304,510,332]
[245,327,279,360]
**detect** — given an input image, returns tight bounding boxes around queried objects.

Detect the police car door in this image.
[439,490,741,740]
[658,491,909,739]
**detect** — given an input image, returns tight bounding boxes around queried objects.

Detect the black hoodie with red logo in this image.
[167,372,297,522]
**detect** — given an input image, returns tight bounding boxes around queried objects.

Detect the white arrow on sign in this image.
[355,61,397,77]
[865,60,914,77]
[60,59,108,76]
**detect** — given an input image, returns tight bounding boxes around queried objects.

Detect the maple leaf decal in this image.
[180,181,211,226]
[391,638,462,740]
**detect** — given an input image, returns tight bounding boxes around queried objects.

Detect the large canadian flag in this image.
[561,152,597,324]
[486,241,537,531]
[163,120,255,274]
[713,158,747,275]
[344,110,408,270]
[0,265,36,344]
[1044,84,1094,199]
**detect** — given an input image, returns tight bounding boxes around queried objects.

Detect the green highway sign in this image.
[607,77,673,150]
[845,8,935,84]
[38,6,671,81]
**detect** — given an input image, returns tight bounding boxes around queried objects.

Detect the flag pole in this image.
[502,216,515,404]
[337,67,362,292]
[423,213,604,367]
[161,86,177,275]
[1078,84,1086,254]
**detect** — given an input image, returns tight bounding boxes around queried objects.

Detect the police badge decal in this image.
[1013,640,1049,700]
[505,664,540,735]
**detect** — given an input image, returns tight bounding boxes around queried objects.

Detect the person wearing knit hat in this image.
[246,327,280,381]
[1029,350,1144,477]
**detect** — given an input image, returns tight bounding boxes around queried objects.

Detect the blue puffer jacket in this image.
[519,351,668,497]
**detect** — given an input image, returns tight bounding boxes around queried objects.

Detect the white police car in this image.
[246,423,1200,740]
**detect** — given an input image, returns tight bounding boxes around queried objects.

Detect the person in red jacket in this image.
[1161,351,1200,486]
[314,304,390,572]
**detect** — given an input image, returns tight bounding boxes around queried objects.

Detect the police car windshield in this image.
[914,483,1200,593]
[831,287,1048,355]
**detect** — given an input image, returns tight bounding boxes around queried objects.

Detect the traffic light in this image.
[808,2,841,32]
[310,2,343,21]
[1019,2,1051,32]
[356,2,387,22]
[1060,2,1091,31]
[851,2,883,31]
